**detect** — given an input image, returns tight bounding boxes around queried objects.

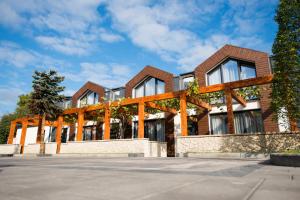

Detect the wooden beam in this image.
[199,75,273,94]
[76,111,84,141]
[138,101,145,138]
[20,120,28,154]
[231,90,247,107]
[7,121,16,144]
[180,93,188,136]
[12,75,273,126]
[225,88,235,134]
[104,106,110,140]
[145,102,177,114]
[186,96,212,111]
[56,116,63,154]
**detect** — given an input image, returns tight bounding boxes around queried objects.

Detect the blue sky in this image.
[0,0,278,116]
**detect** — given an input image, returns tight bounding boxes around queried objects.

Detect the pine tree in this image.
[271,0,300,130]
[29,70,65,154]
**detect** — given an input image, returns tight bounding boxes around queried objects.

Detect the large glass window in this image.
[234,110,263,134]
[133,120,165,142]
[207,59,256,86]
[240,65,256,80]
[210,110,264,134]
[182,76,194,89]
[78,91,98,107]
[133,77,165,97]
[208,67,222,85]
[210,114,228,135]
[222,60,239,83]
[157,80,165,94]
[145,78,156,96]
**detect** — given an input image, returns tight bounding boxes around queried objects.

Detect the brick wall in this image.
[125,65,174,98]
[69,81,105,141]
[71,81,105,107]
[194,44,278,134]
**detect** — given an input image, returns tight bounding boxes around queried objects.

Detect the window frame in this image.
[209,109,264,135]
[133,77,165,98]
[206,59,256,86]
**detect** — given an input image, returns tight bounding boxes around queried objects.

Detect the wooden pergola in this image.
[7,75,273,154]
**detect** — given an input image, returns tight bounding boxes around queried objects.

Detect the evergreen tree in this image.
[29,70,65,154]
[271,0,300,130]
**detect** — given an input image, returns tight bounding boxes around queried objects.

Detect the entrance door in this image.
[165,113,175,157]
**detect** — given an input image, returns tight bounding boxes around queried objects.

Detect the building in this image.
[7,44,298,157]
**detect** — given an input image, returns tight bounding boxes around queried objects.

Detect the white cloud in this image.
[99,32,123,43]
[0,40,69,69]
[0,41,37,68]
[35,36,90,56]
[104,0,276,71]
[0,86,25,116]
[64,62,133,88]
[0,0,123,56]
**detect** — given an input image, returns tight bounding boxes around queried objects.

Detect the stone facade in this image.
[59,139,167,157]
[0,144,19,155]
[176,132,300,155]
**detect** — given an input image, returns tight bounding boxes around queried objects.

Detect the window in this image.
[133,120,165,142]
[78,91,98,107]
[234,110,263,134]
[208,67,222,85]
[207,59,256,86]
[240,64,256,80]
[145,78,156,96]
[105,88,125,101]
[182,76,194,89]
[188,116,198,135]
[133,77,165,97]
[210,114,228,135]
[210,110,264,134]
[222,60,239,83]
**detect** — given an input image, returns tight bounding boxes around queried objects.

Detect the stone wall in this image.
[0,144,19,155]
[23,144,40,154]
[176,132,300,156]
[59,139,167,157]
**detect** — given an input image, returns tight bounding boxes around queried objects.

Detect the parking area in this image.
[0,157,299,200]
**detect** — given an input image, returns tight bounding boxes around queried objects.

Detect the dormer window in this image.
[78,91,99,107]
[207,59,256,86]
[133,77,165,98]
[104,88,125,101]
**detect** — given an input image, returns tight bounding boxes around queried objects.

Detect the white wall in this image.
[14,126,52,145]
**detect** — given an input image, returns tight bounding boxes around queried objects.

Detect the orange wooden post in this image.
[225,88,235,134]
[76,111,84,141]
[20,120,28,154]
[138,101,145,138]
[7,121,16,144]
[56,116,63,154]
[180,93,188,136]
[104,106,110,140]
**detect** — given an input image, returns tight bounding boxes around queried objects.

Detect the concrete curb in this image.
[270,154,300,167]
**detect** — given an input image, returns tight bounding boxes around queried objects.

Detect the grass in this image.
[283,149,300,154]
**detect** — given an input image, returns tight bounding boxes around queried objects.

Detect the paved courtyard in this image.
[0,157,299,200]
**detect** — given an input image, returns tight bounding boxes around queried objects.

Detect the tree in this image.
[0,113,17,144]
[271,0,300,130]
[0,94,32,144]
[15,94,32,118]
[29,70,65,154]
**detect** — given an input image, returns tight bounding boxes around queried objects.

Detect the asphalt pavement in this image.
[0,157,299,200]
